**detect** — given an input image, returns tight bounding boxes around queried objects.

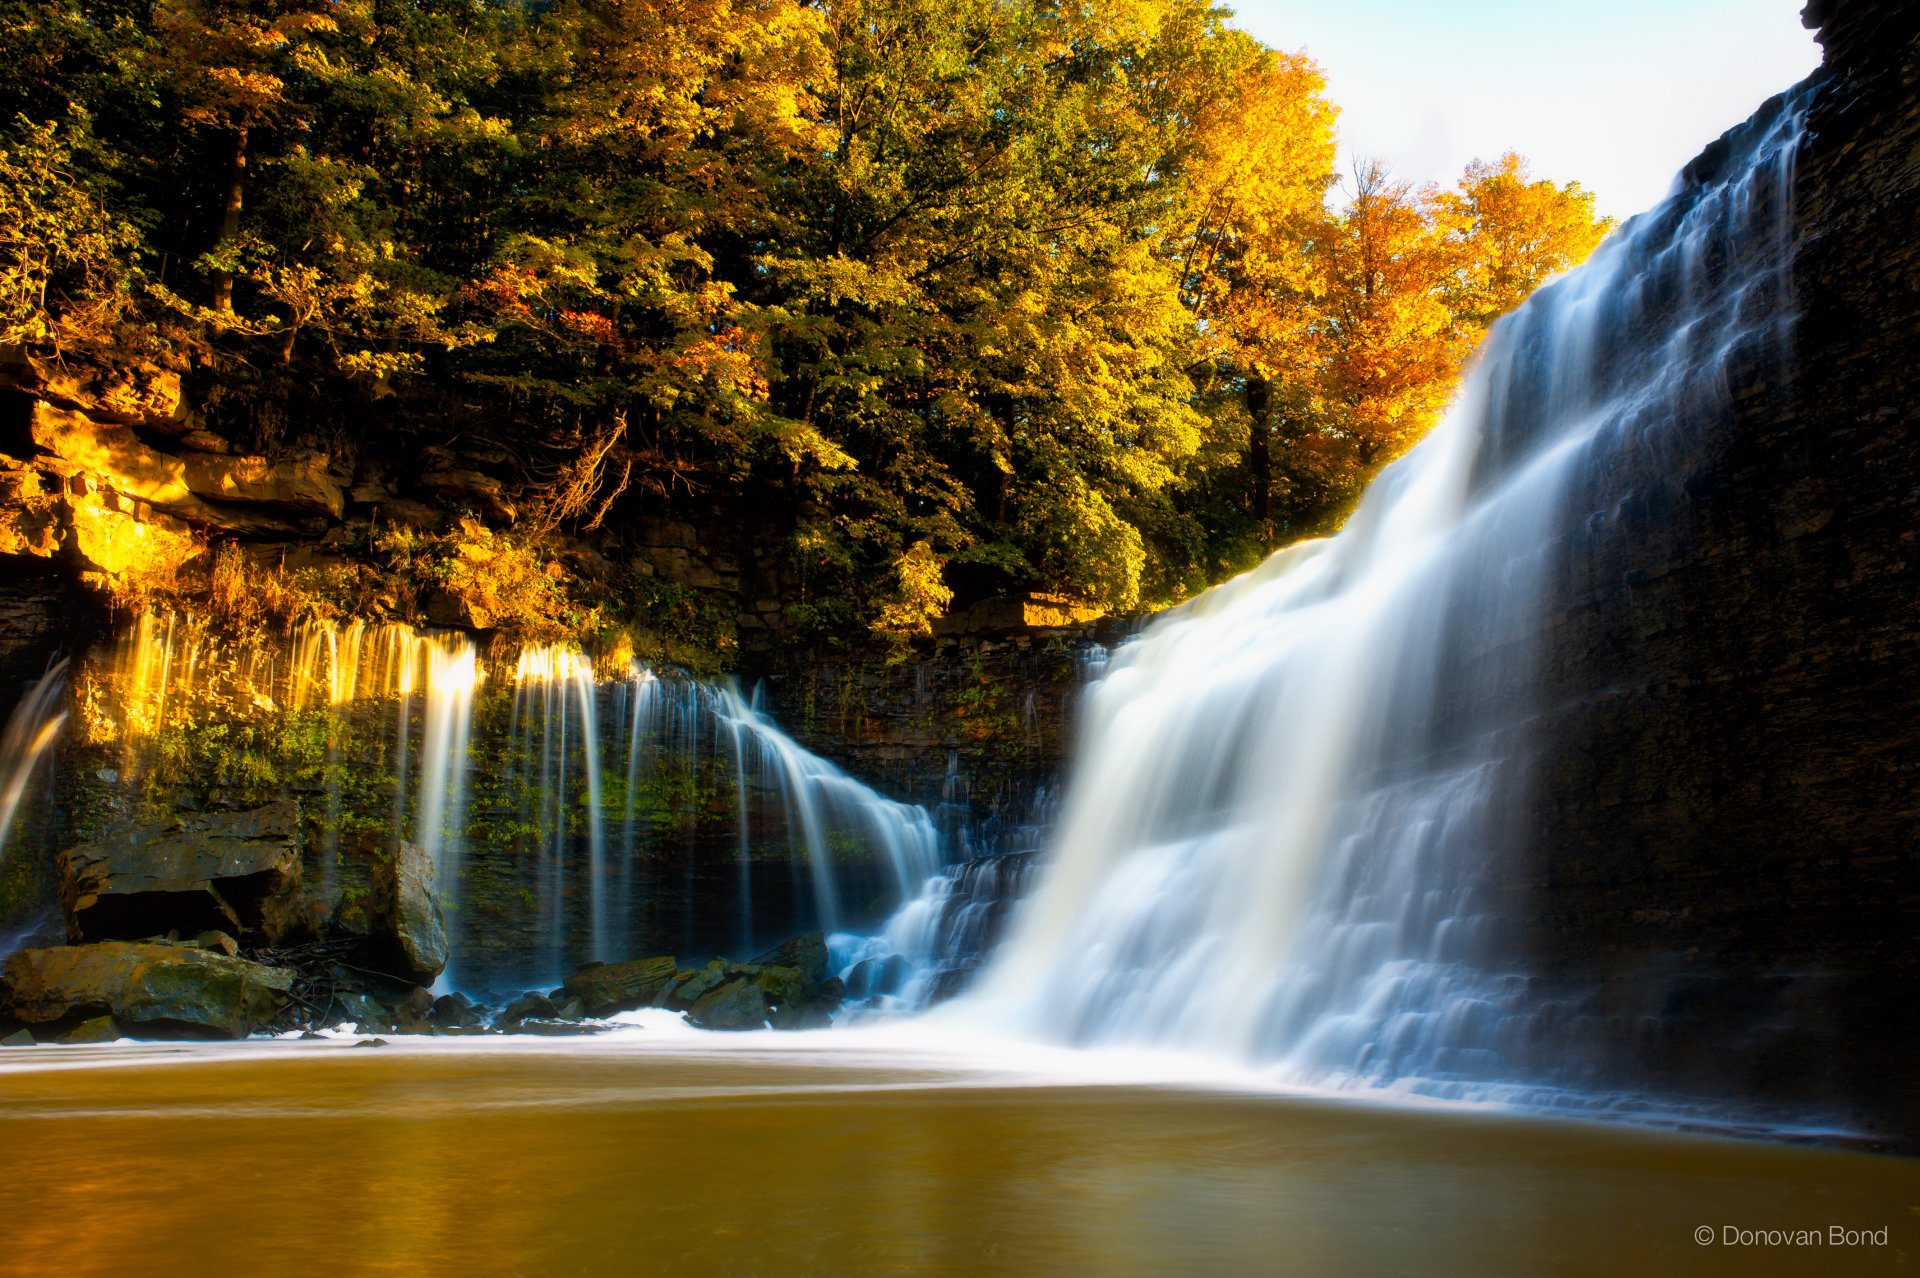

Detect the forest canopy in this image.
[0,0,1612,645]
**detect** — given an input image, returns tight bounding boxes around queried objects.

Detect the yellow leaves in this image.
[1441,152,1615,327]
[0,119,142,351]
[872,539,954,640]
[765,417,857,472]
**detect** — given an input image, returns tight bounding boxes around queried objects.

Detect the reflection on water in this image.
[0,1038,1913,1277]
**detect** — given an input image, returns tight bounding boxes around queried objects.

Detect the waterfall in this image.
[713,684,943,942]
[0,662,69,863]
[944,93,1808,1101]
[58,613,946,990]
[414,634,477,979]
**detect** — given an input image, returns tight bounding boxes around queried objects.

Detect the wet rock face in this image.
[1503,0,1920,1141]
[59,802,304,946]
[0,941,293,1038]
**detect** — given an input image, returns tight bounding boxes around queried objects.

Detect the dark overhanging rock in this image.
[58,801,304,946]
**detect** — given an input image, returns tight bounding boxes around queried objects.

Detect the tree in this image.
[1442,152,1614,332]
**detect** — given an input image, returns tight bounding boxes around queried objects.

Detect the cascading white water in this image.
[66,618,943,986]
[0,662,69,864]
[713,685,942,940]
[941,94,1808,1099]
[413,634,477,979]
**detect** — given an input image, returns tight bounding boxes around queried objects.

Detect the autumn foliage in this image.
[0,0,1612,638]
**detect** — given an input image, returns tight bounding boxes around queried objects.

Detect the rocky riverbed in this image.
[0,795,846,1043]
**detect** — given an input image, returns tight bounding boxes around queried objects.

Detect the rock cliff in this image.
[1511,0,1920,1144]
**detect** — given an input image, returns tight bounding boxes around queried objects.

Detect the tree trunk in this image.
[212,125,249,315]
[1246,372,1273,540]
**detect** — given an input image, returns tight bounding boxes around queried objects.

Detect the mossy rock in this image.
[1,942,292,1038]
[561,955,678,1017]
[686,979,769,1030]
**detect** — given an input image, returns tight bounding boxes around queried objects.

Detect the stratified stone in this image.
[28,401,190,505]
[180,451,345,519]
[561,955,678,1017]
[0,942,292,1038]
[59,802,304,945]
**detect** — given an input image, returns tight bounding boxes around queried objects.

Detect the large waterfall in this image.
[944,91,1809,1103]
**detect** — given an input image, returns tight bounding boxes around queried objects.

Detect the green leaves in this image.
[5,0,1615,652]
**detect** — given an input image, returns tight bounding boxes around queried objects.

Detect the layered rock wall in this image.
[1513,0,1920,1143]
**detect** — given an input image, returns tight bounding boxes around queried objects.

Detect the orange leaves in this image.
[463,264,541,324]
[671,324,769,401]
[1440,153,1615,328]
[558,310,616,343]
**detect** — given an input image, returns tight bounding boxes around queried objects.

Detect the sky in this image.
[1223,0,1822,220]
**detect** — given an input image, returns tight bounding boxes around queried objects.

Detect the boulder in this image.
[429,993,482,1031]
[561,955,678,1017]
[662,962,730,1011]
[686,978,770,1031]
[2,1028,36,1047]
[60,1015,120,1044]
[369,842,447,984]
[0,942,292,1038]
[496,992,556,1026]
[330,992,394,1033]
[750,932,830,989]
[752,965,805,1009]
[395,985,435,1034]
[59,802,304,945]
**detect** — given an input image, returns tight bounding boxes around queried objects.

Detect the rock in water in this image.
[0,942,293,1038]
[429,993,482,1031]
[495,993,556,1027]
[370,842,447,984]
[661,962,730,1012]
[560,955,678,1017]
[686,979,770,1030]
[750,933,829,989]
[58,801,304,945]
[60,1015,120,1044]
[1,1029,36,1047]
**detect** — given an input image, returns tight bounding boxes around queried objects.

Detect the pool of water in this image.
[0,1027,1913,1276]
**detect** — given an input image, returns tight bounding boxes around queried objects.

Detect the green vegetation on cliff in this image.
[0,0,1609,646]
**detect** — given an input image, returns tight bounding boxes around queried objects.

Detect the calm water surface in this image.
[0,1029,1913,1277]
